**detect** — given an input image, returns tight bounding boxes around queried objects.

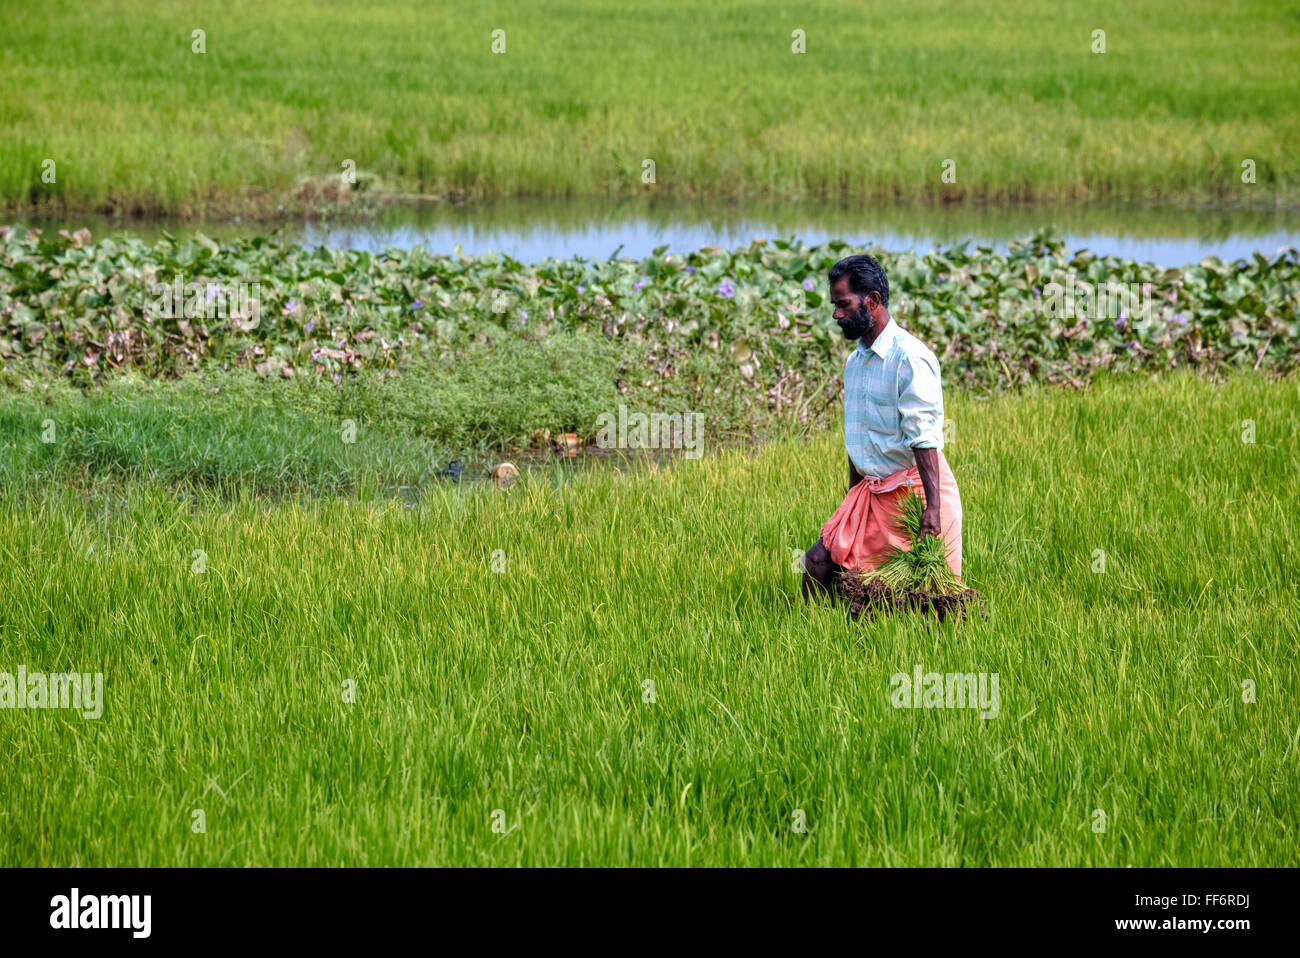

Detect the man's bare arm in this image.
[913,447,941,538]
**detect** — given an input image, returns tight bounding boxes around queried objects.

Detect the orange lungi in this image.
[819,450,962,579]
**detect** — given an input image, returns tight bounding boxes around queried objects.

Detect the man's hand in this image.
[918,504,942,539]
[913,447,942,538]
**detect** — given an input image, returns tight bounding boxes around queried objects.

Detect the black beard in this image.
[838,305,877,342]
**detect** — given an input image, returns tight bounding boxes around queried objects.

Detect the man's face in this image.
[831,277,878,342]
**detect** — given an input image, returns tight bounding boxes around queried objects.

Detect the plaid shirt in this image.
[842,318,945,479]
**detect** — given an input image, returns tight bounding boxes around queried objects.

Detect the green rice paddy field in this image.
[1,371,1297,866]
[2,0,1298,213]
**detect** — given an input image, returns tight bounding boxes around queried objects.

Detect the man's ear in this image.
[865,290,882,312]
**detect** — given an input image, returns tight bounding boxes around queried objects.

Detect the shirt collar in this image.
[855,318,897,359]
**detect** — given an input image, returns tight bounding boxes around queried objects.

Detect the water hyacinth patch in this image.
[0,227,1295,401]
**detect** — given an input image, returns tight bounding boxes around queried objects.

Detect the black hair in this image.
[827,254,889,306]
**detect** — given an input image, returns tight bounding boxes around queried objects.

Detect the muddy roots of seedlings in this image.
[835,571,985,622]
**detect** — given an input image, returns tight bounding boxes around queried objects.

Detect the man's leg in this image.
[802,539,842,602]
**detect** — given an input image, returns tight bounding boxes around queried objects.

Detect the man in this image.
[802,254,962,601]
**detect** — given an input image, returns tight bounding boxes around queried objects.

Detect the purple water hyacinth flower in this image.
[802,278,816,291]
[283,300,297,316]
[520,310,528,322]
[718,280,735,299]
[686,266,695,274]
[576,285,585,293]
[634,277,646,291]
[1173,313,1188,325]
[303,320,315,333]
[412,299,422,308]
[1128,340,1140,351]
[1033,286,1041,296]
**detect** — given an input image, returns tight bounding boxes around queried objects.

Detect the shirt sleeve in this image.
[896,350,945,450]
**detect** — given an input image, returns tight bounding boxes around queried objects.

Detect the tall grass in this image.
[2,1,1297,213]
[1,371,1297,865]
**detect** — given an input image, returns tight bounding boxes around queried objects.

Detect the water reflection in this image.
[15,197,1300,267]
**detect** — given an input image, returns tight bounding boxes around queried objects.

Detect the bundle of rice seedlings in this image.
[838,489,983,621]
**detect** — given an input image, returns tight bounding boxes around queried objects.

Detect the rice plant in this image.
[2,0,1297,212]
[868,490,965,597]
[3,371,1296,866]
